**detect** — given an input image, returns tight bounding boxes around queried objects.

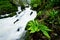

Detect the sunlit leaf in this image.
[41,30,50,39]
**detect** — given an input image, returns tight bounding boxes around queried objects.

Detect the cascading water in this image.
[0,6,37,40]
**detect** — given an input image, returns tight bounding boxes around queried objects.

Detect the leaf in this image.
[30,30,35,33]
[28,27,32,30]
[45,29,52,31]
[41,30,50,39]
[40,25,52,31]
[33,4,38,7]
[38,11,42,16]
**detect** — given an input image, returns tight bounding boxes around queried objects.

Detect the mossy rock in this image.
[0,0,17,15]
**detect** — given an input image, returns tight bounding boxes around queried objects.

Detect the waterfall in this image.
[0,6,37,40]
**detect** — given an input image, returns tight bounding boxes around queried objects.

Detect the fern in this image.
[27,20,51,39]
[49,9,58,18]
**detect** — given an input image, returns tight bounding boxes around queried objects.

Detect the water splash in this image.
[0,6,37,40]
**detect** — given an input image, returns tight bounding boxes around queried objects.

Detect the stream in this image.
[0,6,37,40]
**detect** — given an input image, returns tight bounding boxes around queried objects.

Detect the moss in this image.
[0,0,17,15]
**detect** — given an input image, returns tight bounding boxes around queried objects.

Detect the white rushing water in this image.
[0,6,37,40]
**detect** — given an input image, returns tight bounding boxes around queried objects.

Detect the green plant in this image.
[49,9,58,18]
[37,11,43,16]
[27,20,51,39]
[31,0,41,7]
[28,0,60,40]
